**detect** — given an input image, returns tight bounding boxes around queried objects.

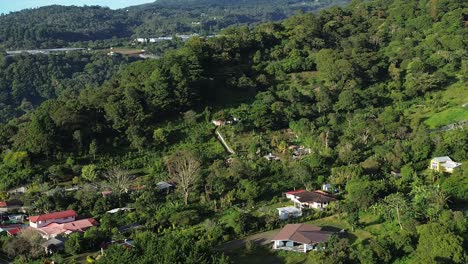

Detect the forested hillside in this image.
[0,0,348,49]
[0,0,466,263]
[0,52,134,123]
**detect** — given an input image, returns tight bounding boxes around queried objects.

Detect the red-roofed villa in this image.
[29,210,77,228]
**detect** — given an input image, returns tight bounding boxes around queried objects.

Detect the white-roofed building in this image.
[277,206,302,220]
[430,156,462,173]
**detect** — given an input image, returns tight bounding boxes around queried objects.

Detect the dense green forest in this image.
[0,0,348,49]
[0,52,134,123]
[0,0,467,263]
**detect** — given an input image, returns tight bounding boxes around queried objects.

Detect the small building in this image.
[135,38,147,43]
[277,206,302,220]
[8,214,27,223]
[430,156,462,173]
[272,224,334,253]
[156,181,173,191]
[212,120,225,126]
[106,208,134,214]
[290,146,312,158]
[42,238,65,254]
[264,153,281,161]
[7,186,27,195]
[288,190,337,210]
[0,200,24,212]
[322,184,332,192]
[29,210,77,228]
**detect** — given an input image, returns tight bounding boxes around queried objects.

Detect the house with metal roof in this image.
[272,224,335,253]
[430,156,462,173]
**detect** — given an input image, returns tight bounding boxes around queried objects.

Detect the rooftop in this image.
[432,156,453,162]
[272,224,334,244]
[277,206,302,213]
[295,190,337,204]
[285,189,306,195]
[29,210,77,222]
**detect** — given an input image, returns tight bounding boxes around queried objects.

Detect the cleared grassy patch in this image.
[228,245,307,264]
[406,82,468,128]
[424,106,468,129]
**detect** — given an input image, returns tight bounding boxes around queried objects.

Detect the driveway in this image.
[219,229,279,252]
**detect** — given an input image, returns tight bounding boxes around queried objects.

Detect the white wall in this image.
[30,216,76,228]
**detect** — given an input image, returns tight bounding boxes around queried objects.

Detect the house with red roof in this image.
[37,218,98,239]
[29,210,77,228]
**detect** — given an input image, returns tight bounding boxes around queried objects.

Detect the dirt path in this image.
[219,229,279,252]
[215,128,236,154]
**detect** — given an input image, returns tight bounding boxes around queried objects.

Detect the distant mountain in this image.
[0,0,349,49]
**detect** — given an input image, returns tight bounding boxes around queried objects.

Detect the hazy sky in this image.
[0,0,155,14]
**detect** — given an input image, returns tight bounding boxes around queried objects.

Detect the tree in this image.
[104,167,134,196]
[382,193,410,230]
[89,139,98,160]
[153,128,168,146]
[441,164,468,201]
[345,176,383,211]
[81,164,98,182]
[412,223,466,264]
[166,150,201,205]
[342,202,360,231]
[65,233,83,255]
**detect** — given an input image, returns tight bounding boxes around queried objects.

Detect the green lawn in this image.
[424,106,468,129]
[63,251,100,264]
[228,245,307,264]
[406,82,468,129]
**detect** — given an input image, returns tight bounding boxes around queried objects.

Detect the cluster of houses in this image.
[0,209,98,254]
[270,155,464,253]
[31,210,98,253]
[271,183,342,253]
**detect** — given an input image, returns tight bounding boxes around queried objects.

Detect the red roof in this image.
[285,190,306,195]
[29,210,77,222]
[38,218,98,236]
[7,228,22,236]
[0,200,23,207]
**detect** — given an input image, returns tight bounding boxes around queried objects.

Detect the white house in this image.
[272,224,334,253]
[277,206,302,220]
[287,190,337,210]
[29,210,77,228]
